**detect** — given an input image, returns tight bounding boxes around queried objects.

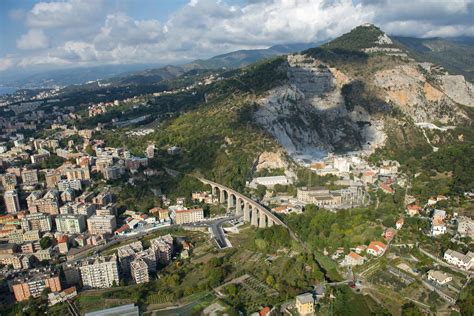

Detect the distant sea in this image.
[0,87,18,95]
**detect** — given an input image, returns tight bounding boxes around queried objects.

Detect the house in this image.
[427,270,452,286]
[342,252,364,266]
[443,250,474,271]
[295,293,314,316]
[380,183,394,194]
[431,209,447,236]
[367,241,386,257]
[259,306,271,316]
[406,204,421,217]
[457,216,474,238]
[396,218,404,230]
[355,245,367,254]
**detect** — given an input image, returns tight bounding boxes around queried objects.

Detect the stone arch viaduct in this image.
[197,178,287,229]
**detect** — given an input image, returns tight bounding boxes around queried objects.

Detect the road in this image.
[183,215,240,249]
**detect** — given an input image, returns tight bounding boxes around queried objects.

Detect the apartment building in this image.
[1,173,18,190]
[4,190,20,214]
[131,259,149,284]
[79,255,119,289]
[55,214,87,234]
[150,234,174,265]
[26,190,60,214]
[21,169,39,186]
[87,215,117,235]
[174,208,204,224]
[57,179,82,191]
[296,293,315,315]
[296,187,342,208]
[64,166,90,181]
[12,271,61,301]
[117,241,143,276]
[45,170,62,189]
[21,213,52,232]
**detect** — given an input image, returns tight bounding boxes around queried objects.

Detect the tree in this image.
[256,184,267,200]
[40,236,51,250]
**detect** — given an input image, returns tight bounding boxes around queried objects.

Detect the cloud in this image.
[27,0,107,29]
[16,29,49,50]
[2,0,474,73]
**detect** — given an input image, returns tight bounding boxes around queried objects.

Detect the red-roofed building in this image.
[367,241,386,256]
[396,218,404,230]
[115,224,130,236]
[380,183,394,194]
[406,204,421,216]
[259,306,271,316]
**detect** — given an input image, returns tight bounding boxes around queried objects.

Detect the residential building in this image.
[61,188,75,202]
[457,216,474,238]
[12,271,61,301]
[79,255,120,289]
[150,234,174,265]
[1,173,17,190]
[117,241,143,276]
[406,204,421,217]
[396,218,404,230]
[55,214,86,234]
[295,293,314,315]
[174,208,204,224]
[367,241,386,257]
[342,252,364,266]
[443,250,474,271]
[427,270,452,285]
[45,171,62,189]
[57,179,82,191]
[27,190,60,214]
[131,259,149,284]
[431,209,447,236]
[21,213,52,232]
[21,169,39,186]
[103,165,124,180]
[64,166,90,181]
[4,190,20,214]
[87,215,117,235]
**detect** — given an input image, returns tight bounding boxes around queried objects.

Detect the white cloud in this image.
[27,0,106,29]
[2,0,474,73]
[16,29,49,50]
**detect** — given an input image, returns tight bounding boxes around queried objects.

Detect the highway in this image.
[183,215,241,249]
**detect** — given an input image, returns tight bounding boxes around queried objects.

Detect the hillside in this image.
[95,24,474,192]
[393,36,474,82]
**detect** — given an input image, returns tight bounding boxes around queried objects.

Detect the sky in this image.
[0,0,473,74]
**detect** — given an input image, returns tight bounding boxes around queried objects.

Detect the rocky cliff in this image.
[253,24,473,162]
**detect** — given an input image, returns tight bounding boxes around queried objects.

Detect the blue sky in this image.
[1,0,473,74]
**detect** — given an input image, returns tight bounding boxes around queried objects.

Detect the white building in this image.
[427,270,452,285]
[333,157,350,173]
[247,175,291,188]
[87,215,116,235]
[55,214,86,234]
[443,250,474,271]
[79,255,119,289]
[4,190,20,214]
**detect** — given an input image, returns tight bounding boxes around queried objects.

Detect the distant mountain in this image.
[184,42,321,70]
[1,43,321,90]
[393,36,474,81]
[0,64,163,89]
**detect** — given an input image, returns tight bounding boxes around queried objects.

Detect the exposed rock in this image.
[439,75,474,107]
[254,151,288,172]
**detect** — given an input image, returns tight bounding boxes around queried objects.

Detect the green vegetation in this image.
[323,24,387,51]
[285,201,398,253]
[458,280,474,315]
[38,154,66,169]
